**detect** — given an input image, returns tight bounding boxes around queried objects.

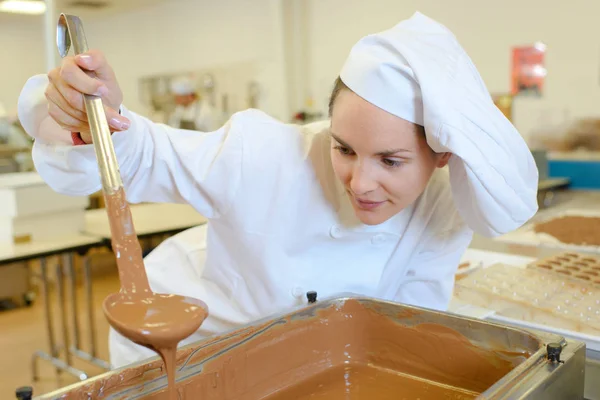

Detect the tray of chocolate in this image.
[527,252,600,287]
[34,296,585,399]
[455,263,600,339]
[494,209,600,253]
[455,249,538,281]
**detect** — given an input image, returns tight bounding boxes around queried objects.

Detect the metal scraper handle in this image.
[56,13,123,194]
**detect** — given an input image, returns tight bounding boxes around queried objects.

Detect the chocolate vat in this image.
[35,296,586,399]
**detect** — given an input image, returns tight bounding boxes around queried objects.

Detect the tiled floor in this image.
[0,264,120,399]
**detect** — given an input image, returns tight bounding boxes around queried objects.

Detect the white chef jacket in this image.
[18,65,536,367]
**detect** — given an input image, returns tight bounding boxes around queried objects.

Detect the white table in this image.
[0,235,100,264]
[84,203,207,239]
[0,234,108,383]
[538,177,571,192]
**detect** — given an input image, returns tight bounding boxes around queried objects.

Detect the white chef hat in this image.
[340,34,423,126]
[170,76,196,95]
[339,12,538,237]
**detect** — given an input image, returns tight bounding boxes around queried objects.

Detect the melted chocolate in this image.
[101,189,208,400]
[66,299,530,399]
[102,189,150,294]
[534,216,600,246]
[265,364,478,400]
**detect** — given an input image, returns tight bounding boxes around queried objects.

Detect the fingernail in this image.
[77,54,92,66]
[110,117,130,130]
[94,85,109,97]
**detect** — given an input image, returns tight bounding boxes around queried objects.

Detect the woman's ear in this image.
[436,152,452,168]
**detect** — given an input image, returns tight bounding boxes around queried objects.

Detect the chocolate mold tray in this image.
[455,263,600,337]
[527,252,600,287]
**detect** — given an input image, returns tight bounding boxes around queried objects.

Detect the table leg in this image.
[31,256,88,382]
[31,257,57,380]
[31,352,88,382]
[68,254,110,370]
[56,255,72,366]
[84,255,97,358]
[543,191,556,208]
[66,253,80,350]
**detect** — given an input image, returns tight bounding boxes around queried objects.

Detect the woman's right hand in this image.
[45,49,131,144]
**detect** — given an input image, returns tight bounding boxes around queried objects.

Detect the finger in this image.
[104,106,131,131]
[51,70,113,120]
[59,57,107,96]
[48,101,128,134]
[74,49,116,82]
[45,83,88,124]
[48,102,87,132]
[50,77,87,114]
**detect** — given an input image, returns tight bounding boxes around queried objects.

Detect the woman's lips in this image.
[354,198,386,210]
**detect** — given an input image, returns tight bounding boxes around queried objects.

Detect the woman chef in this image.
[18,12,537,368]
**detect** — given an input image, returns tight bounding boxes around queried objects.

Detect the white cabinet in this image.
[0,172,89,243]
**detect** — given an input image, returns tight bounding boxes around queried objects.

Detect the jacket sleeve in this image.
[394,223,473,311]
[412,41,539,238]
[18,74,242,219]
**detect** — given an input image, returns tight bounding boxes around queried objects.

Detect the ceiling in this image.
[0,0,170,21]
[56,0,169,16]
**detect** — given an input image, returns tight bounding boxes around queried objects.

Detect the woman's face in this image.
[330,89,450,225]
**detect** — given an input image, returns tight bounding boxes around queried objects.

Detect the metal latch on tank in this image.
[546,342,564,364]
[15,386,33,400]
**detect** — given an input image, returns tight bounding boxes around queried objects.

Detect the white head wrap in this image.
[339,12,538,237]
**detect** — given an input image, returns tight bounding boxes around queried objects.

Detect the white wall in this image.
[307,0,600,142]
[82,0,288,119]
[0,0,289,121]
[0,15,45,116]
[3,0,600,140]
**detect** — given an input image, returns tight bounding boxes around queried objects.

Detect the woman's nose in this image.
[349,162,378,194]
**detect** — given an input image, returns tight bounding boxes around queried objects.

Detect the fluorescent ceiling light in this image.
[0,0,47,15]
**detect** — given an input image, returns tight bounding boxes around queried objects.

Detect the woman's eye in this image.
[334,145,353,156]
[382,158,402,168]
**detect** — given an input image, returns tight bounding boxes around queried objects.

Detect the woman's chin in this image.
[353,206,392,226]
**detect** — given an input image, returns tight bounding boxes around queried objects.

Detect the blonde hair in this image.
[328,77,348,117]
